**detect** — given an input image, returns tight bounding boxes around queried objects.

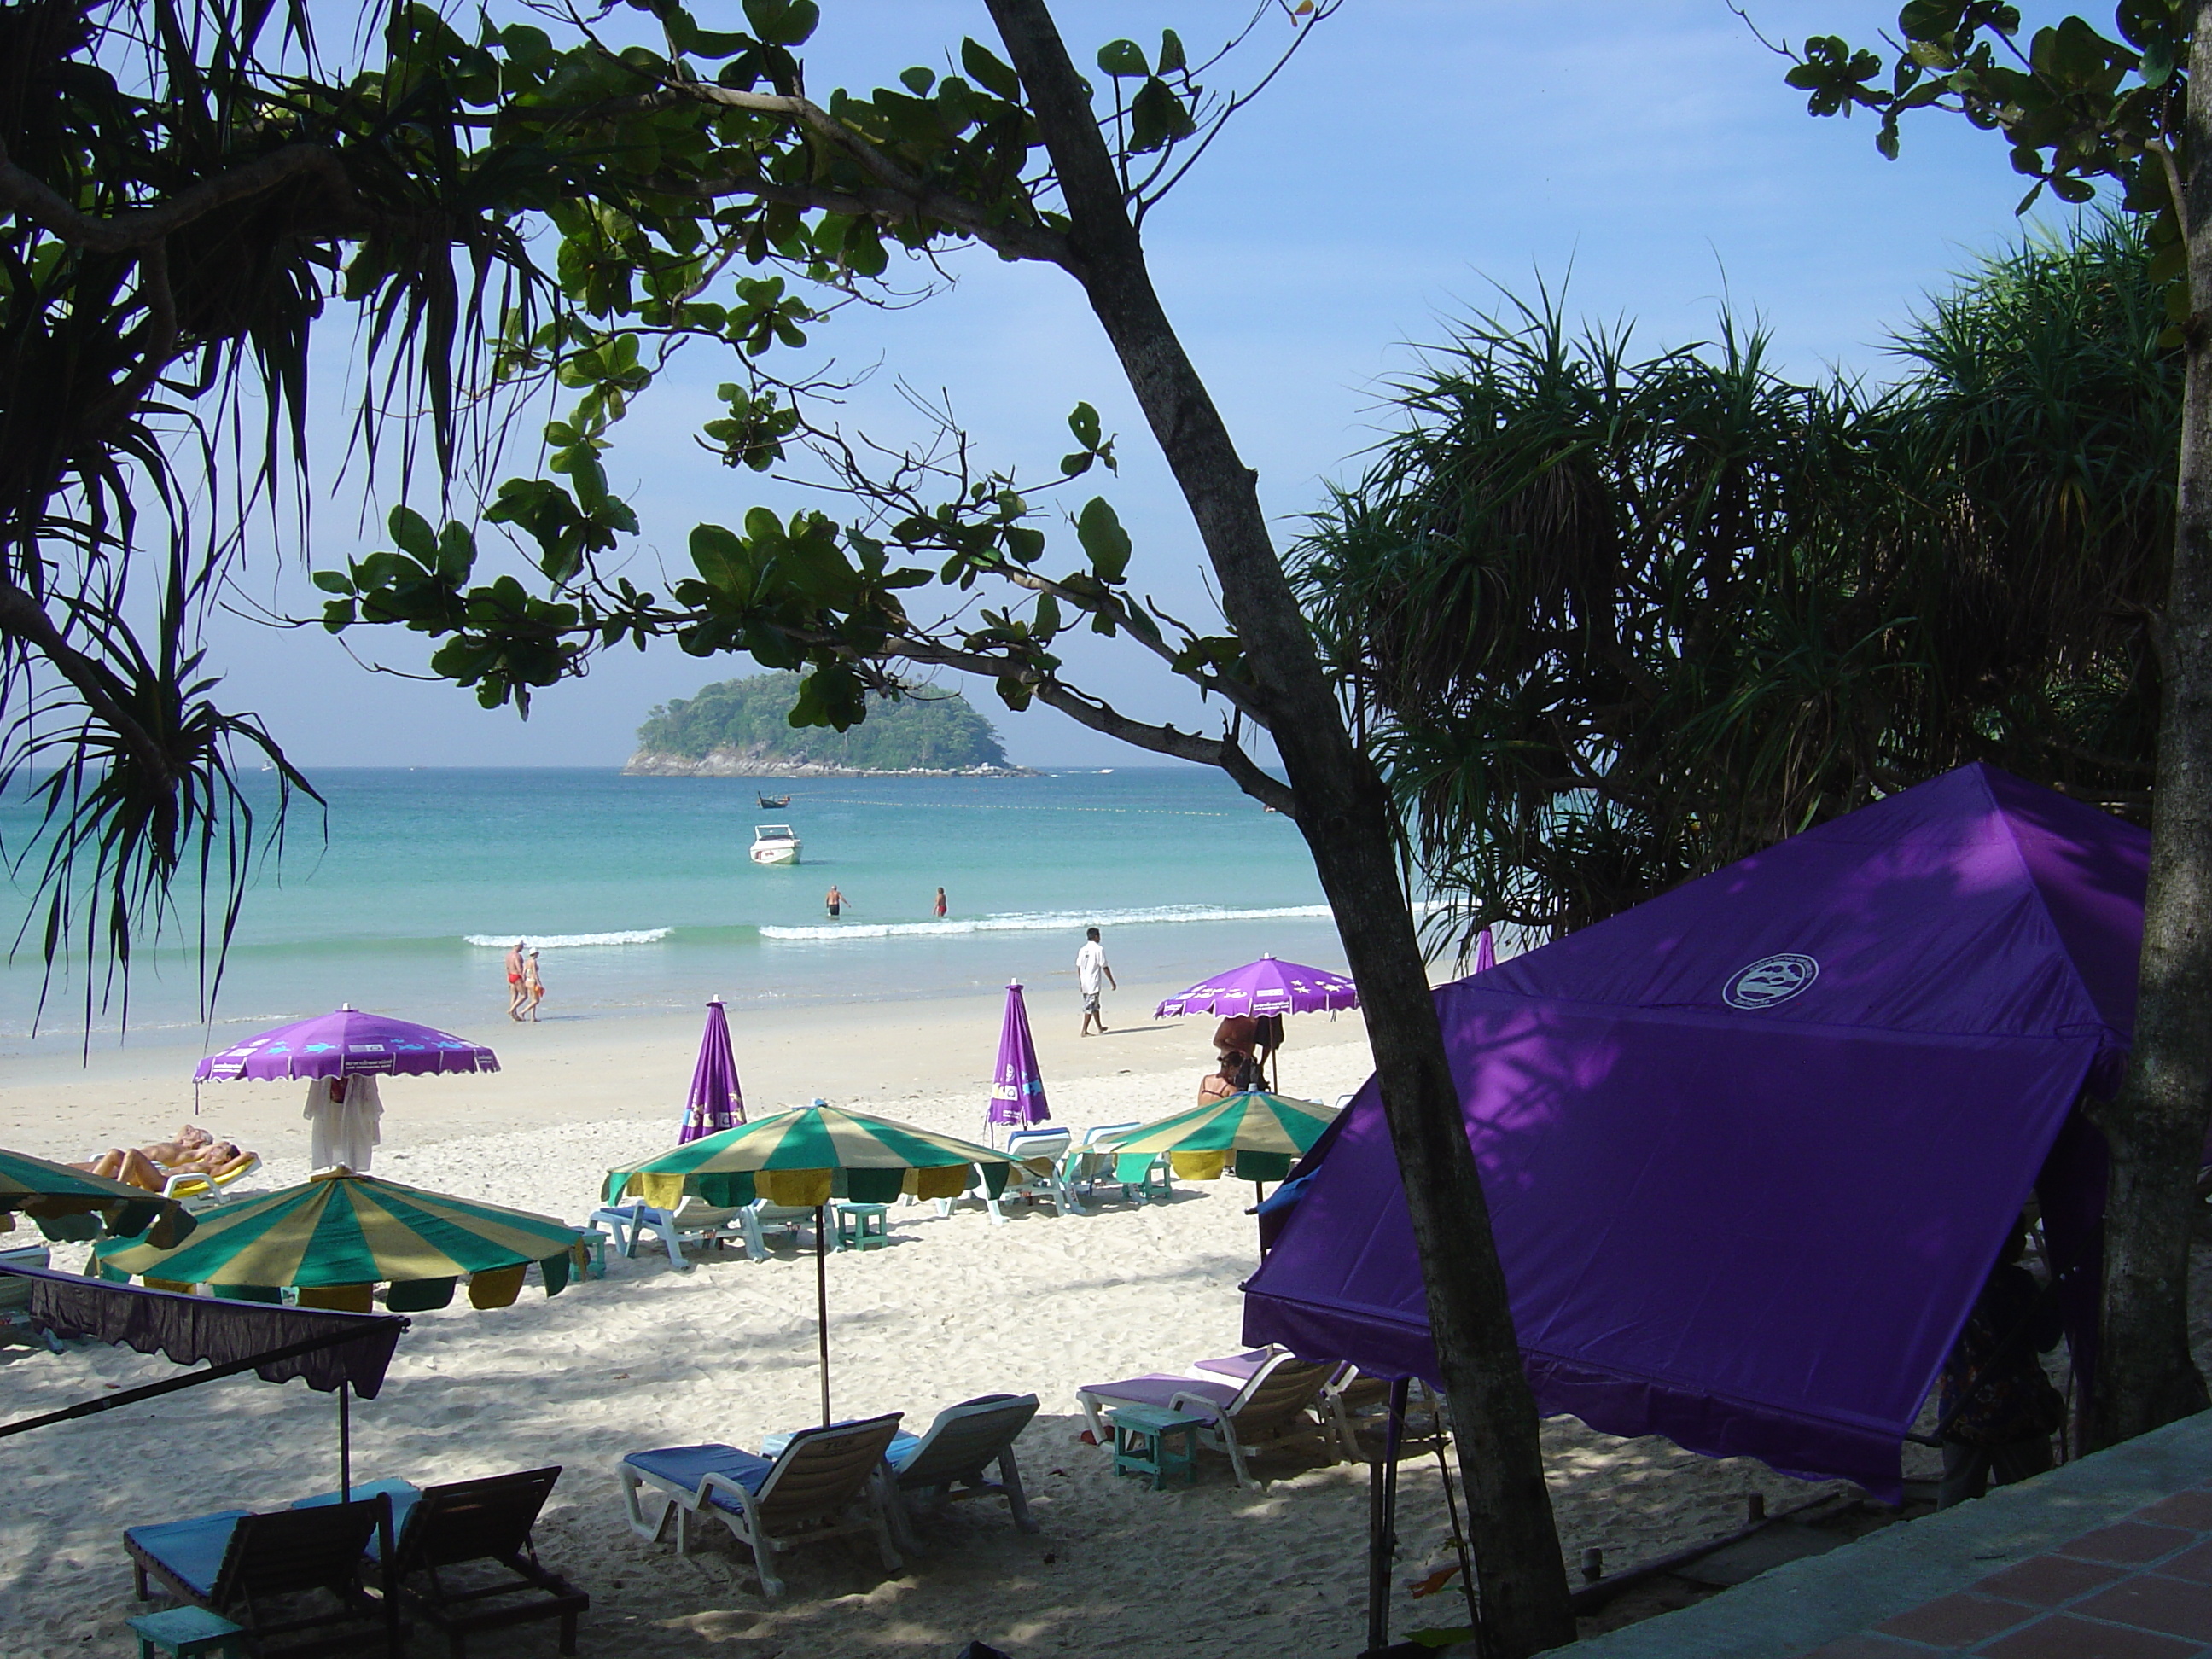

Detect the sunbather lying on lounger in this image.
[74,1134,255,1192]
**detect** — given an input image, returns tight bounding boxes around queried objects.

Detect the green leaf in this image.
[387,505,437,562]
[1158,28,1187,73]
[1076,498,1132,584]
[1033,591,1062,637]
[311,569,356,596]
[1130,76,1196,151]
[1060,451,1094,477]
[690,523,750,593]
[1097,38,1148,78]
[1068,400,1102,448]
[742,0,818,47]
[1898,1,1966,41]
[899,65,934,94]
[961,38,1021,100]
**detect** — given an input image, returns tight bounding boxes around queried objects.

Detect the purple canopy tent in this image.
[1471,927,1496,975]
[679,998,747,1143]
[195,1007,499,1082]
[987,981,1050,1138]
[1243,765,2144,1499]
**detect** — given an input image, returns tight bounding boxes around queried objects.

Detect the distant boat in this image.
[1098,769,1114,774]
[756,792,791,808]
[750,824,802,865]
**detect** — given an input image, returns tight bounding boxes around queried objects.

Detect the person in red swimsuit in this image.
[504,940,527,1021]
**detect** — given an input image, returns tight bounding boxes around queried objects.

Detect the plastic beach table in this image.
[1105,1404,1205,1490]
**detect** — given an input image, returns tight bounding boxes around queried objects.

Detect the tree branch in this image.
[0,138,362,254]
[580,84,1073,266]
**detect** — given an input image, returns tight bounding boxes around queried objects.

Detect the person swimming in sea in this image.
[825,884,844,919]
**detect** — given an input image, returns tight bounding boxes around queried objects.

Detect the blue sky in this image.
[207,0,2055,767]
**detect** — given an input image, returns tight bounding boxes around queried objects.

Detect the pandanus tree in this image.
[1775,0,2212,1449]
[1300,214,2173,956]
[1302,195,2197,1448]
[0,0,582,1024]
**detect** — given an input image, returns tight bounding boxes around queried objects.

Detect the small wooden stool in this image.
[127,1606,247,1659]
[1106,1404,1205,1490]
[835,1203,891,1251]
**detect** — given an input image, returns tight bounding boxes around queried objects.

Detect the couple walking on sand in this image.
[504,941,545,1022]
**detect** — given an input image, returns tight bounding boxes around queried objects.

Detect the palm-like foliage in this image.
[1296,216,2173,957]
[0,0,562,1027]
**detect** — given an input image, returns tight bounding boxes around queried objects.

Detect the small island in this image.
[624,672,1033,777]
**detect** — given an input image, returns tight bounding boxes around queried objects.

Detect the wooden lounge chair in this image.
[617,1414,904,1600]
[882,1394,1040,1549]
[1076,1351,1337,1489]
[295,1467,586,1657]
[125,1492,402,1656]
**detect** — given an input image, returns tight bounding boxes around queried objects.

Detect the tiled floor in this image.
[1801,1486,2212,1657]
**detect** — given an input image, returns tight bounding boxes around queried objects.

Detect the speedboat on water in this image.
[750,824,802,865]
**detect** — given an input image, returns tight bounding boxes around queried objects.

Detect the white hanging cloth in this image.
[304,1075,384,1173]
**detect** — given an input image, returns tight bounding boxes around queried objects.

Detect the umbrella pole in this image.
[339,1382,352,1502]
[814,1204,831,1426]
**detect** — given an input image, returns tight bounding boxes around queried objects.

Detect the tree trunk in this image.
[2091,1,2212,1448]
[985,4,1576,1650]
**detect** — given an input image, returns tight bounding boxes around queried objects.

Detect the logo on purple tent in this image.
[1723,953,1819,1009]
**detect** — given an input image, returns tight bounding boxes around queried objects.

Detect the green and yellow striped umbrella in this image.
[605,1103,1031,1425]
[0,1146,195,1249]
[1100,1091,1338,1185]
[96,1170,582,1313]
[605,1103,1027,1210]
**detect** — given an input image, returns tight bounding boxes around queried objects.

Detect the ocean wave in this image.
[759,902,1334,942]
[463,929,672,949]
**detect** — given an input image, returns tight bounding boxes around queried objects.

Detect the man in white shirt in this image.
[1076,927,1117,1035]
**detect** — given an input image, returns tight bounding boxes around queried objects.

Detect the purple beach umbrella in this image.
[679,997,747,1143]
[194,1006,498,1082]
[987,981,1050,1136]
[1153,953,1359,1021]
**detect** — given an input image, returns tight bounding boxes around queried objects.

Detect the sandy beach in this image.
[0,988,1896,1659]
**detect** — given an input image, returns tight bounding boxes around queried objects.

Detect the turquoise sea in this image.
[0,768,1346,1050]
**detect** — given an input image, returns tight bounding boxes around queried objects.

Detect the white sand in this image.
[0,1004,1877,1656]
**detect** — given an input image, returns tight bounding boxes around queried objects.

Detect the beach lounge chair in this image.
[1186,1347,1435,1464]
[160,1153,263,1205]
[591,1196,748,1269]
[739,1200,817,1260]
[988,1130,1074,1219]
[617,1414,904,1600]
[0,1243,62,1351]
[1076,1351,1337,1490]
[879,1394,1040,1549]
[125,1492,402,1656]
[294,1467,586,1657]
[1062,1123,1139,1205]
